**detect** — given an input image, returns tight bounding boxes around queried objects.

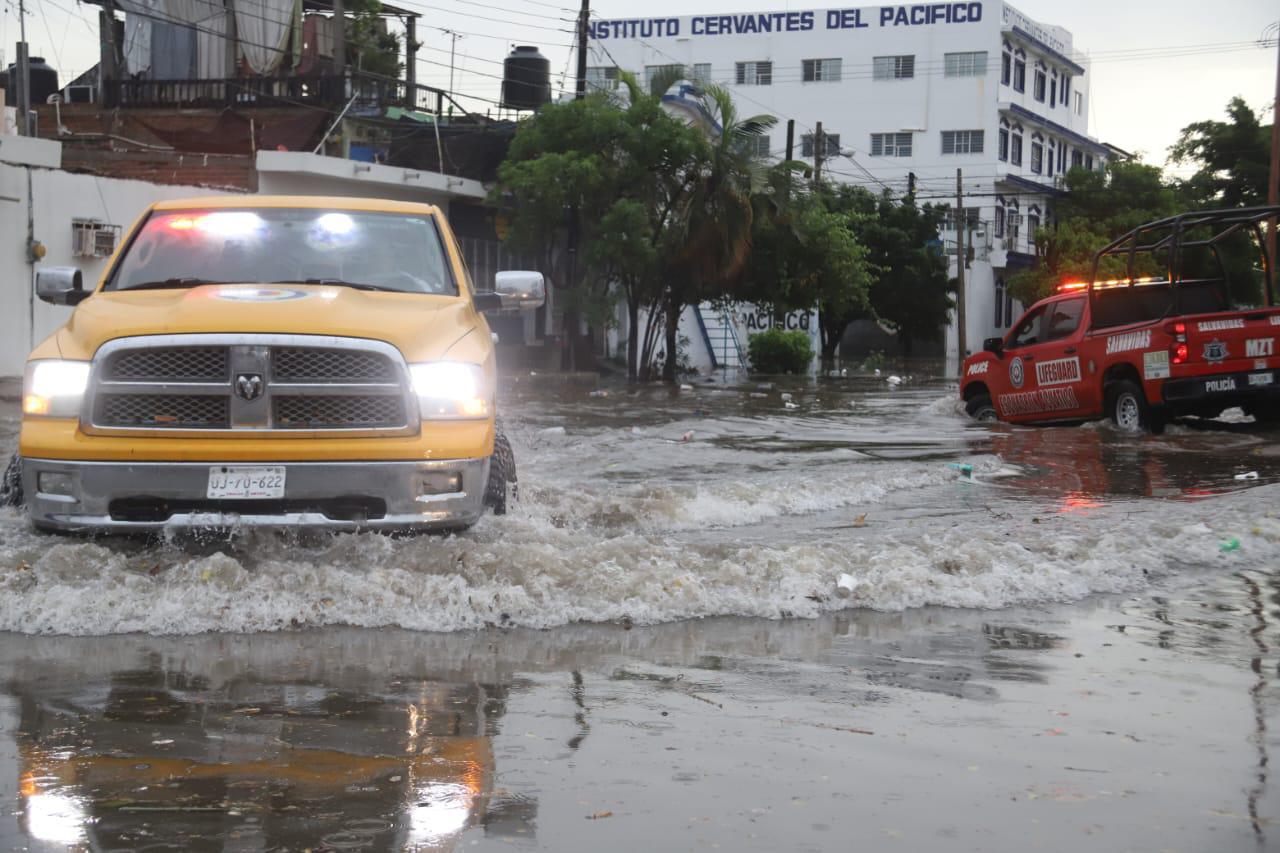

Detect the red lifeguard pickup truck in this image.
[961,206,1280,432]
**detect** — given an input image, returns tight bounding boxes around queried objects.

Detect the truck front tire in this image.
[0,454,22,508]
[484,429,517,516]
[965,394,998,422]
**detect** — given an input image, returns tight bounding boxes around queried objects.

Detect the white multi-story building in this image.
[588,1,1110,364]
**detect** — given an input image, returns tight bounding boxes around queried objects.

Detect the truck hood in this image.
[55,284,480,363]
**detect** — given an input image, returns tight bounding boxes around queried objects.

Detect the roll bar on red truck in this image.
[961,205,1280,431]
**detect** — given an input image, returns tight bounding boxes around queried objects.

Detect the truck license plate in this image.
[207,466,286,499]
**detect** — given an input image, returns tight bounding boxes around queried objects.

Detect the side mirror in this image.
[36,267,89,306]
[474,271,545,312]
[983,336,1004,357]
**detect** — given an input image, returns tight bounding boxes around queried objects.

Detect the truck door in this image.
[998,297,1090,421]
[1036,296,1093,416]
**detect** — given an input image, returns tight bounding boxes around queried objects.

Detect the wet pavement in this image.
[0,370,1278,850]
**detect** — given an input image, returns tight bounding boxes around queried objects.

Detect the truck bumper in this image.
[1162,368,1280,414]
[20,457,490,534]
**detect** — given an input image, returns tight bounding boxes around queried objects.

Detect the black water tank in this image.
[0,56,59,106]
[501,45,550,111]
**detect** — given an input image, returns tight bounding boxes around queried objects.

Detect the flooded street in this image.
[1,372,1278,850]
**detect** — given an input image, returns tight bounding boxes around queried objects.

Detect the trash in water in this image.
[874,369,881,377]
[586,811,614,820]
[949,463,974,478]
[784,402,798,410]
[1220,538,1241,552]
[630,426,644,435]
[588,390,609,398]
[835,573,857,598]
[886,375,903,386]
[539,426,567,436]
[1234,471,1259,480]
[781,392,793,402]
[680,431,695,442]
[851,513,867,527]
[679,384,694,391]
[749,392,768,398]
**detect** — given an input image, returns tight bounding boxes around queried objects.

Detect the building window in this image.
[994,203,1005,238]
[1010,127,1023,166]
[691,63,712,83]
[944,207,981,231]
[1062,75,1071,108]
[586,66,620,91]
[873,54,915,80]
[1030,136,1043,173]
[944,51,987,77]
[942,129,984,155]
[751,135,771,158]
[1013,50,1026,92]
[645,64,683,89]
[1050,70,1057,107]
[998,125,1009,161]
[801,132,841,158]
[1001,42,1011,85]
[1085,154,1094,170]
[995,278,1006,327]
[1073,90,1083,115]
[1033,65,1047,102]
[1027,209,1041,250]
[870,132,912,157]
[735,61,772,86]
[1006,200,1021,247]
[1071,149,1084,169]
[1058,142,1067,173]
[1046,140,1055,177]
[802,58,842,83]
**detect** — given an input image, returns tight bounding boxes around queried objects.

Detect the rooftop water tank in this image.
[0,56,59,107]
[501,45,550,111]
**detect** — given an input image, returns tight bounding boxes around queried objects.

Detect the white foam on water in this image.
[0,484,1276,637]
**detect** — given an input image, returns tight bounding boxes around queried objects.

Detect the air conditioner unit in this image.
[71,219,121,259]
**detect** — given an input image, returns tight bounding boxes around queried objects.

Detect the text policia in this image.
[588,3,984,40]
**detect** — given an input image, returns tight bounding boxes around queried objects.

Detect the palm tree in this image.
[660,84,777,381]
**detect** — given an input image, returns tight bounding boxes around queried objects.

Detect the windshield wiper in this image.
[271,278,387,292]
[120,277,229,291]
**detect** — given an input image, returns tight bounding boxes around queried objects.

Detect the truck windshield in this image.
[108,208,457,296]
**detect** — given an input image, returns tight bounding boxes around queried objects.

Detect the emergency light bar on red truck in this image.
[960,205,1280,432]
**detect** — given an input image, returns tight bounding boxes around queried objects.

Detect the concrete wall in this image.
[1,143,235,377]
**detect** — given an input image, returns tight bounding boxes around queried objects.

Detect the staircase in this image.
[696,304,745,370]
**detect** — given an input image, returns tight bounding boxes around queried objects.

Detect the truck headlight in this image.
[409,362,490,419]
[23,360,90,418]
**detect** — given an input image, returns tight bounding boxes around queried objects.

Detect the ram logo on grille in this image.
[236,373,265,401]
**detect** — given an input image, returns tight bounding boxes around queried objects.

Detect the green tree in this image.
[858,191,952,358]
[740,172,872,365]
[1007,160,1178,305]
[1170,96,1272,207]
[660,85,776,381]
[345,0,403,79]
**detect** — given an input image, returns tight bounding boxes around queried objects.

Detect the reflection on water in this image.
[6,644,527,851]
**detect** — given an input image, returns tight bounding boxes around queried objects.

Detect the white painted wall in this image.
[1,143,235,377]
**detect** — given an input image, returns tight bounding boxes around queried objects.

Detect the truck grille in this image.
[100,394,230,428]
[273,348,396,382]
[108,347,229,382]
[85,336,415,435]
[274,395,405,429]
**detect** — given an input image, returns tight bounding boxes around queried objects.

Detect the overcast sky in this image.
[8,0,1277,169]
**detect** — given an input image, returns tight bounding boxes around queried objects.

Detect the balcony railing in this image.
[104,71,450,115]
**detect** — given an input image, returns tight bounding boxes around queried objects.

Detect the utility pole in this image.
[813,121,824,184]
[785,118,794,161]
[1268,22,1279,297]
[575,0,589,98]
[333,0,346,78]
[441,29,462,96]
[907,171,917,201]
[16,0,29,136]
[955,168,967,370]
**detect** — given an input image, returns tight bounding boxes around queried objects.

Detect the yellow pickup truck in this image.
[1,196,543,534]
